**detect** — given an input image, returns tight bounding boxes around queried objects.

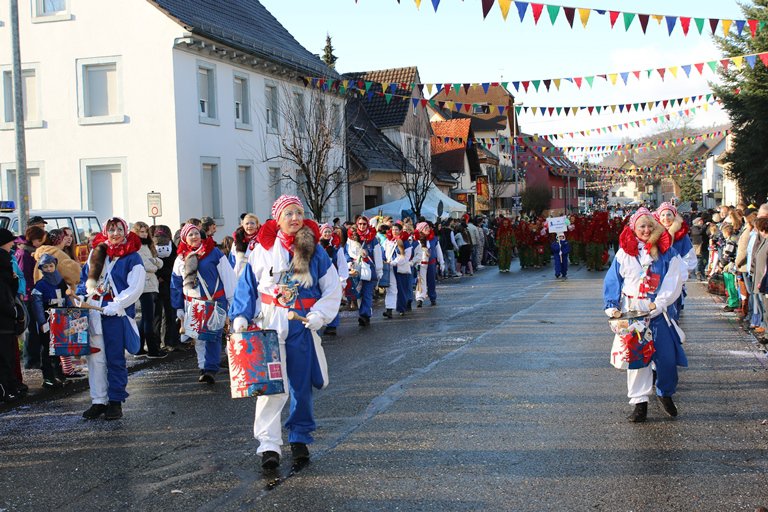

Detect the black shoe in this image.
[261,450,280,470]
[383,309,393,318]
[147,352,167,359]
[398,311,405,317]
[416,300,423,308]
[43,378,65,390]
[430,300,436,306]
[199,372,215,385]
[104,401,123,421]
[324,326,337,336]
[82,403,108,420]
[64,372,85,380]
[652,369,657,387]
[290,442,310,464]
[657,395,678,417]
[627,402,648,423]
[358,316,366,326]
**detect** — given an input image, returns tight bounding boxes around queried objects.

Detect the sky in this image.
[260,0,746,152]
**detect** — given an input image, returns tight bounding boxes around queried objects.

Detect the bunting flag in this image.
[390,1,763,39]
[303,51,766,98]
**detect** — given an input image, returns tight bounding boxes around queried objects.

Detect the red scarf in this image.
[92,231,142,258]
[177,236,216,260]
[355,225,376,243]
[618,225,672,257]
[673,221,689,242]
[259,219,321,251]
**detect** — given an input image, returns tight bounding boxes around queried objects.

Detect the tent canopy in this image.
[362,187,467,222]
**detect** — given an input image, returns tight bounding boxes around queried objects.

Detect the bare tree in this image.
[264,85,350,221]
[487,164,514,215]
[394,146,434,219]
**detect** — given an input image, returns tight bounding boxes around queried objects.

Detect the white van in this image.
[0,201,102,263]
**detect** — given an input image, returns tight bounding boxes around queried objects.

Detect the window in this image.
[233,73,250,129]
[197,62,217,124]
[552,186,556,199]
[79,158,127,220]
[76,57,124,125]
[559,187,564,199]
[619,191,625,197]
[32,0,70,22]
[1,65,42,128]
[1,163,44,209]
[237,162,254,213]
[364,186,382,210]
[331,103,342,137]
[201,159,222,220]
[293,91,306,132]
[269,167,282,202]
[74,217,101,244]
[405,136,414,157]
[611,192,617,198]
[265,83,278,132]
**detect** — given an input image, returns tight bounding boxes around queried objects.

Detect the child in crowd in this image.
[551,233,571,280]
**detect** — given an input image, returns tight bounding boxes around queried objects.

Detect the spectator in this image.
[0,228,24,402]
[15,226,46,369]
[689,217,708,281]
[201,217,217,241]
[151,225,180,352]
[131,222,165,359]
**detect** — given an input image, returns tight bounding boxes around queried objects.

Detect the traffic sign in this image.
[147,192,162,220]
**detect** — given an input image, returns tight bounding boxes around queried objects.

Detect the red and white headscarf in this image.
[416,222,429,232]
[92,217,141,258]
[319,223,333,236]
[656,202,677,219]
[271,194,303,221]
[628,207,653,231]
[102,217,129,237]
[180,223,200,242]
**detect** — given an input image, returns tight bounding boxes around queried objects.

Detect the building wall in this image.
[0,0,181,225]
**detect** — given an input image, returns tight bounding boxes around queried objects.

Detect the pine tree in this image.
[321,34,338,70]
[712,0,768,203]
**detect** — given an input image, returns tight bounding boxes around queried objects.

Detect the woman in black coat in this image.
[0,228,23,401]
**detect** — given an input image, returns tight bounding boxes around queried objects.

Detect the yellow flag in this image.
[426,83,433,95]
[669,66,678,78]
[498,0,512,20]
[732,56,743,68]
[647,102,653,110]
[445,101,454,110]
[578,8,590,28]
[610,105,617,113]
[703,103,710,111]
[608,73,618,85]
[553,78,561,90]
[531,106,538,115]
[641,120,647,126]
[652,15,663,25]
[414,0,422,9]
[722,19,733,35]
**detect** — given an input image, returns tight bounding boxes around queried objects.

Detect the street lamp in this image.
[512,101,523,216]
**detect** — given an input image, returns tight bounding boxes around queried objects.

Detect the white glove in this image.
[41,322,50,333]
[176,309,185,321]
[605,308,620,318]
[647,303,664,319]
[233,316,248,333]
[102,302,125,317]
[302,311,324,331]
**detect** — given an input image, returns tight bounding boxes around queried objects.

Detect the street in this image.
[2,264,767,512]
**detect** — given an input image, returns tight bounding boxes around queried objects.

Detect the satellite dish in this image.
[437,200,444,216]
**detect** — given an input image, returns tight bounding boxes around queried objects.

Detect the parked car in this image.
[0,202,102,263]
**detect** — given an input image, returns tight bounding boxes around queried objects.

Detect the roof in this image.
[519,134,578,178]
[149,0,337,78]
[430,84,514,132]
[431,119,482,178]
[342,67,419,129]
[347,98,411,173]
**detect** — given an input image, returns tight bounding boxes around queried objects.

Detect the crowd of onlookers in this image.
[694,203,768,344]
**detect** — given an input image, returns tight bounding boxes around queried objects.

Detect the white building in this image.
[702,133,741,209]
[0,0,345,234]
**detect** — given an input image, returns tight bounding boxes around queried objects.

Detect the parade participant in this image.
[78,218,146,420]
[718,223,740,313]
[531,219,546,269]
[230,214,260,277]
[171,223,236,384]
[319,223,347,335]
[402,219,419,308]
[380,223,404,318]
[496,216,516,273]
[29,254,72,388]
[414,222,444,307]
[151,225,180,352]
[229,194,341,470]
[388,223,413,316]
[347,216,382,326]
[655,202,696,320]
[603,208,687,422]
[689,217,709,281]
[587,212,609,271]
[551,233,571,280]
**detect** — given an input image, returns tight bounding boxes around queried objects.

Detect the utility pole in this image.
[10,0,29,233]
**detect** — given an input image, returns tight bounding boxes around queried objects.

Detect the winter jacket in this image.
[32,245,81,287]
[0,249,19,333]
[137,244,163,294]
[689,224,708,257]
[14,239,36,297]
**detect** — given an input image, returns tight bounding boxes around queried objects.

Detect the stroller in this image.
[482,232,499,266]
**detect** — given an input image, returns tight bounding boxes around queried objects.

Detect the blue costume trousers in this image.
[426,262,437,302]
[553,255,568,277]
[101,316,129,402]
[359,279,375,318]
[284,328,325,444]
[394,272,410,313]
[650,315,688,397]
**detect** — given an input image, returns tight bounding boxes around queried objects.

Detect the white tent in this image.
[362,187,467,222]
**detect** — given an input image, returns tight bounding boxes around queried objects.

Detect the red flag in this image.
[694,62,705,74]
[759,53,768,67]
[531,3,544,24]
[680,17,691,35]
[657,68,666,80]
[573,77,583,89]
[720,59,730,70]
[748,19,758,37]
[609,10,619,28]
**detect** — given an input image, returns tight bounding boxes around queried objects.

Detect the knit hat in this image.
[319,223,333,235]
[180,223,200,242]
[0,228,15,246]
[271,194,303,221]
[629,207,653,231]
[102,217,129,236]
[37,253,58,268]
[656,202,677,218]
[416,222,429,232]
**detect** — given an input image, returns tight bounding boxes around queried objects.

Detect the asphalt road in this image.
[1,262,767,512]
